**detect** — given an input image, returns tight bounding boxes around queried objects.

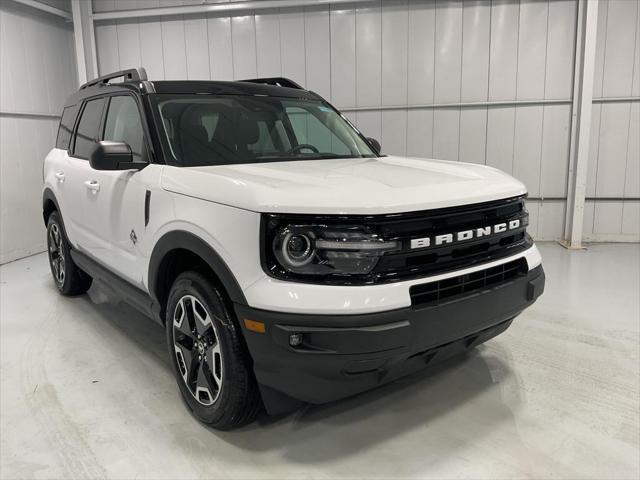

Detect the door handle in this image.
[55,171,65,182]
[84,180,100,193]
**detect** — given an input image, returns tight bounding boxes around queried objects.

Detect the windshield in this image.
[152,94,376,167]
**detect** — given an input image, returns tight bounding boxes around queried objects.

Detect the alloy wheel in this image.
[172,295,224,406]
[48,223,65,286]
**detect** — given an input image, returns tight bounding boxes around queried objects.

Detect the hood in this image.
[161,156,527,215]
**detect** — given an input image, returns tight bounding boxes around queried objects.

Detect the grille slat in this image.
[409,258,528,308]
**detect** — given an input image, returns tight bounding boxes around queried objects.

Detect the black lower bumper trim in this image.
[235,265,544,412]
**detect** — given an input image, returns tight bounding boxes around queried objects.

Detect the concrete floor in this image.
[1,243,638,479]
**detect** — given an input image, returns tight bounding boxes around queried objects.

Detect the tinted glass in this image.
[153,95,376,167]
[73,98,105,159]
[104,96,145,161]
[56,105,79,150]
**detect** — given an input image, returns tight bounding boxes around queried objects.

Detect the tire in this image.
[46,211,92,296]
[166,271,261,429]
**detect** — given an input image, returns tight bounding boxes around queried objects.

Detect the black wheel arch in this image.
[42,188,61,225]
[149,230,247,324]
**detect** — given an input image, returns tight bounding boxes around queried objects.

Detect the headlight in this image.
[263,215,400,283]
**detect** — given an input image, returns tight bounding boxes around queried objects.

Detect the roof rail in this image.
[240,77,304,90]
[80,67,148,90]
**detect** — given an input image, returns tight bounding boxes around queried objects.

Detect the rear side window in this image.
[72,98,106,159]
[56,105,79,150]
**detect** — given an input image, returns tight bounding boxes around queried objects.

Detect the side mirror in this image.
[90,141,145,171]
[367,137,381,154]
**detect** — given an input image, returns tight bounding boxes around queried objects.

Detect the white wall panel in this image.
[406,109,433,158]
[624,103,640,198]
[433,109,460,161]
[184,16,210,79]
[588,0,639,240]
[280,9,306,85]
[96,22,120,74]
[516,0,547,101]
[622,202,640,235]
[537,201,566,240]
[139,18,164,79]
[255,10,281,77]
[544,0,576,100]
[231,15,256,79]
[116,21,141,69]
[486,107,515,174]
[161,17,187,79]
[488,0,519,101]
[594,201,624,234]
[381,110,407,156]
[355,110,382,145]
[595,102,632,198]
[407,0,435,105]
[461,0,490,102]
[459,107,487,165]
[601,0,638,97]
[0,2,77,263]
[330,6,356,107]
[434,0,463,103]
[381,1,408,106]
[540,104,571,197]
[208,16,234,80]
[513,105,543,196]
[304,6,331,100]
[355,2,381,107]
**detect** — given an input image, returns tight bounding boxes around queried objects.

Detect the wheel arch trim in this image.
[42,188,61,224]
[148,230,247,320]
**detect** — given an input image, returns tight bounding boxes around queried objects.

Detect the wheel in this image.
[166,271,261,429]
[46,211,92,295]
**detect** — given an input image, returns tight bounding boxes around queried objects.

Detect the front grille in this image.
[262,194,531,285]
[369,195,531,283]
[410,257,528,308]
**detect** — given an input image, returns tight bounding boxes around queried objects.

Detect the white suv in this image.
[43,68,545,429]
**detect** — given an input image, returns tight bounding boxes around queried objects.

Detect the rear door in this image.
[64,97,107,250]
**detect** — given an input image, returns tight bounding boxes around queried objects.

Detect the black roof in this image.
[66,68,321,107]
[151,80,319,99]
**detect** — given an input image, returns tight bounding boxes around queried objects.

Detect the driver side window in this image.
[103,96,146,161]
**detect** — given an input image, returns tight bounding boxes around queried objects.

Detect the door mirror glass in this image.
[90,141,143,171]
[367,137,381,154]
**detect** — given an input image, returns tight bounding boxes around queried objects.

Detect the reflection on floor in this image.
[1,243,638,479]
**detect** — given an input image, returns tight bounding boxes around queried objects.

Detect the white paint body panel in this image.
[46,146,538,315]
[160,156,527,215]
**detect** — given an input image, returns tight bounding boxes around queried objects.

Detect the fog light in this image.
[289,333,303,347]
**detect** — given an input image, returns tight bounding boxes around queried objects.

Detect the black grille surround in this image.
[409,257,529,309]
[261,194,532,285]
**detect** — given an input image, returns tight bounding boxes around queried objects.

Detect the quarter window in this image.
[56,104,79,150]
[73,98,106,159]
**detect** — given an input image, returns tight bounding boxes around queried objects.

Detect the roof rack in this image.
[240,77,304,90]
[80,67,148,90]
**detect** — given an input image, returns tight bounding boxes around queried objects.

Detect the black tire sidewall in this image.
[46,211,73,294]
[165,272,249,426]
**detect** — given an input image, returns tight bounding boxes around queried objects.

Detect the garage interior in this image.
[0,0,638,478]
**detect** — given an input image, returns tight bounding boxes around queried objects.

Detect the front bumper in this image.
[235,265,545,413]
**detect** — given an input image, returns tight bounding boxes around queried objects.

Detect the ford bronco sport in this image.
[43,67,545,429]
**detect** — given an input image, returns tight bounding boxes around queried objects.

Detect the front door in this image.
[80,94,155,286]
